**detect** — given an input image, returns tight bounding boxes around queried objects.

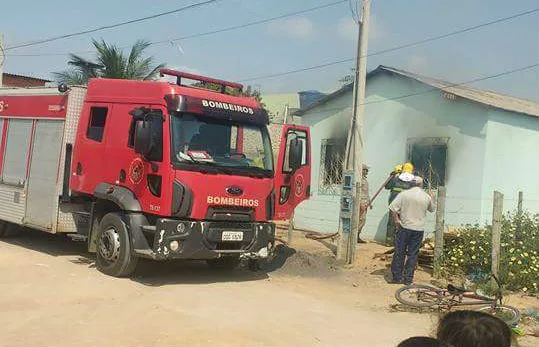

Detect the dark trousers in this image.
[386,216,396,245]
[391,227,424,283]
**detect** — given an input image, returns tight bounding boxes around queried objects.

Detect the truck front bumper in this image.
[136,219,275,261]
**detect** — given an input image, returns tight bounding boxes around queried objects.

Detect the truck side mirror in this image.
[288,137,303,172]
[134,120,152,155]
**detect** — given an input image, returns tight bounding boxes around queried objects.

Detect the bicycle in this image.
[395,274,521,326]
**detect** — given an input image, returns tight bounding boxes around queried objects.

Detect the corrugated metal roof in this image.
[380,65,539,118]
[3,72,50,82]
[295,65,539,118]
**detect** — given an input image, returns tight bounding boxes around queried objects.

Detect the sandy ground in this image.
[0,228,537,347]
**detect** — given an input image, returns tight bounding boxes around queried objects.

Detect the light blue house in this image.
[293,65,539,241]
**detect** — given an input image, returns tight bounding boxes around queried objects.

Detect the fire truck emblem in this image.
[128,158,145,184]
[294,174,305,198]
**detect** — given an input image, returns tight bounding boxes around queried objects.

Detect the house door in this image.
[25,120,65,229]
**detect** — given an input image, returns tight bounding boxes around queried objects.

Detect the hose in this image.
[304,231,339,240]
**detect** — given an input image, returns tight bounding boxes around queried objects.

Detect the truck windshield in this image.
[171,113,274,175]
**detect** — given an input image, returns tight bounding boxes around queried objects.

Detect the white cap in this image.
[398,172,415,182]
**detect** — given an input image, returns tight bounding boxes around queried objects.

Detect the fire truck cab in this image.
[0,69,311,277]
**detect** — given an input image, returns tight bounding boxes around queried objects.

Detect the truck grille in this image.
[205,207,254,221]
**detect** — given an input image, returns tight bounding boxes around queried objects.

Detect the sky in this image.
[2,0,539,101]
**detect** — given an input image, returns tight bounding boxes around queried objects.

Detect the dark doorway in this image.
[409,140,448,188]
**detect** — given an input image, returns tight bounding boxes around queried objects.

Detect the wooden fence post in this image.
[491,191,503,290]
[515,191,523,241]
[434,186,446,278]
[517,191,523,214]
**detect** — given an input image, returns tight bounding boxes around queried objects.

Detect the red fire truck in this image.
[0,69,311,277]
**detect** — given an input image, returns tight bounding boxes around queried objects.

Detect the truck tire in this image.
[95,212,138,277]
[0,221,19,238]
[206,256,240,270]
[0,221,8,237]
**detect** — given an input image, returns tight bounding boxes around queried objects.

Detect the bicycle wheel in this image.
[395,284,442,308]
[477,305,521,326]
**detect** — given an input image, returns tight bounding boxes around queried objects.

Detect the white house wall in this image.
[481,109,539,220]
[295,92,352,233]
[295,73,497,241]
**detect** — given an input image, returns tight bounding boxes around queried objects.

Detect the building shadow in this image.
[370,264,394,284]
[130,260,270,286]
[0,227,91,259]
[2,227,299,286]
[374,212,390,244]
[131,244,298,287]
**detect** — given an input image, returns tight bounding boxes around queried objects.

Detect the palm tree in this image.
[54,39,165,85]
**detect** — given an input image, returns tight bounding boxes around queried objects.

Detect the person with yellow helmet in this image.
[384,162,415,245]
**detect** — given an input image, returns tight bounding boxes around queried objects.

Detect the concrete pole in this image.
[0,35,4,87]
[337,0,371,264]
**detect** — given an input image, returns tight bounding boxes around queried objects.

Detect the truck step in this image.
[141,225,157,233]
[67,234,88,242]
[134,249,158,259]
[71,211,91,217]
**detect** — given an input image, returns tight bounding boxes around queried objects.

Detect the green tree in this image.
[54,39,165,85]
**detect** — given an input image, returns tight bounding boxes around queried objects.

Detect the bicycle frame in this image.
[420,274,504,309]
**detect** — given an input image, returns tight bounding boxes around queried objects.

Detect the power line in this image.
[157,0,349,44]
[6,0,348,57]
[293,64,538,115]
[5,0,223,51]
[238,7,539,82]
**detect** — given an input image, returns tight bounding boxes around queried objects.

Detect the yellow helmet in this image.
[403,162,414,173]
[394,164,403,173]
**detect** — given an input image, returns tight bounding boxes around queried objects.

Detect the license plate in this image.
[221,231,243,241]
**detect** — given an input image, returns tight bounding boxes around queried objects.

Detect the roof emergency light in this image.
[159,69,243,94]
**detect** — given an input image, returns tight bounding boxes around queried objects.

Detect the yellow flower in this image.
[522,287,528,292]
[518,260,522,265]
[509,248,515,253]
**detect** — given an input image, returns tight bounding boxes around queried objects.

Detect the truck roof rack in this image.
[159,69,243,94]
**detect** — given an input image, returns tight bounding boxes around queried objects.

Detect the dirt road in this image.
[0,230,439,347]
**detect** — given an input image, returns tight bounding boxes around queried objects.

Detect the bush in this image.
[440,210,539,294]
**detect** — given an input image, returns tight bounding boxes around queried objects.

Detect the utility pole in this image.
[0,35,4,87]
[337,0,371,264]
[283,104,295,245]
[283,104,289,124]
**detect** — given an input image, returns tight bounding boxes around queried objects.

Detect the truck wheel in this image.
[0,221,19,238]
[95,213,138,277]
[206,256,240,270]
[0,221,8,237]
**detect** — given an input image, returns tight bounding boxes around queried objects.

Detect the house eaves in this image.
[295,65,539,118]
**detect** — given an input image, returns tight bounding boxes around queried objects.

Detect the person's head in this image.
[414,176,424,187]
[397,336,449,347]
[362,164,370,177]
[403,162,414,174]
[436,310,512,347]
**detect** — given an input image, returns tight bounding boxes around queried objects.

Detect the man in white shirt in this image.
[388,176,435,285]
